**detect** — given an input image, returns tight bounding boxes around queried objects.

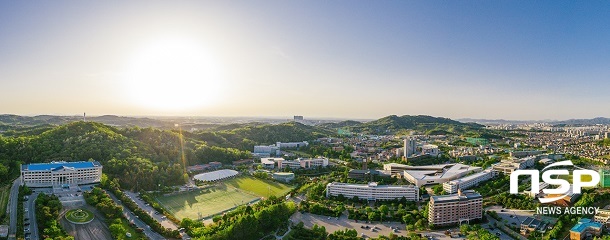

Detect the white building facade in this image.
[443,170,495,194]
[326,182,419,201]
[21,161,103,187]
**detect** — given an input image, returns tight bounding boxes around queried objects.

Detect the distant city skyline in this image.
[1,1,609,120]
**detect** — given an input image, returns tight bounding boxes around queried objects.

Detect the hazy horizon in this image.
[2,1,610,120]
[3,112,610,123]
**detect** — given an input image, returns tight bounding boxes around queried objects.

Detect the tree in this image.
[432,184,444,195]
[379,205,389,222]
[109,222,127,238]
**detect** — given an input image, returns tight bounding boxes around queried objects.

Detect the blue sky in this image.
[0,1,609,120]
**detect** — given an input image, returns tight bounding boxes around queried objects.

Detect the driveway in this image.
[123,191,178,230]
[105,190,166,240]
[24,192,39,240]
[7,178,20,240]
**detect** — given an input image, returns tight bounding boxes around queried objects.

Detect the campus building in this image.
[593,208,610,225]
[272,172,295,183]
[599,169,610,188]
[428,190,483,226]
[569,218,602,240]
[491,157,535,174]
[391,163,482,187]
[421,144,441,157]
[260,157,283,169]
[21,161,103,187]
[277,157,329,169]
[520,217,549,236]
[325,182,419,201]
[442,170,495,194]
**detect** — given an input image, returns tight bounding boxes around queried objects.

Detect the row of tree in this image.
[101,176,182,238]
[84,187,145,239]
[181,196,297,240]
[35,193,73,240]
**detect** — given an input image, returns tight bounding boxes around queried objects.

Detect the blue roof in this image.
[23,161,100,171]
[571,218,602,233]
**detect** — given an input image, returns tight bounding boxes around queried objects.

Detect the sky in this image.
[1,1,609,120]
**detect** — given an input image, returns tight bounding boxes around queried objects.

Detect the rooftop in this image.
[430,190,482,203]
[327,182,417,190]
[403,163,482,181]
[447,170,492,185]
[521,217,548,232]
[571,218,602,233]
[22,161,101,171]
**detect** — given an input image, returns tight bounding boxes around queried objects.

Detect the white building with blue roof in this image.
[21,161,102,187]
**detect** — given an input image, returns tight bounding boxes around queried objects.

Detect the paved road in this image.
[8,178,20,240]
[105,190,166,240]
[124,191,178,230]
[486,206,535,228]
[25,192,39,240]
[60,205,113,240]
[291,212,411,239]
[481,218,518,240]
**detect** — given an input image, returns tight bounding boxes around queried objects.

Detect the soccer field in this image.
[157,186,260,220]
[156,176,293,220]
[223,176,293,198]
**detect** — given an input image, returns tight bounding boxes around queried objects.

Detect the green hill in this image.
[345,115,485,135]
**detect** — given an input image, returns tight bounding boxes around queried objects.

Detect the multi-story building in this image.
[260,157,283,169]
[599,169,610,188]
[253,145,279,157]
[347,169,390,180]
[570,218,602,240]
[21,161,102,187]
[593,208,610,225]
[326,182,418,201]
[428,190,483,226]
[421,144,441,157]
[277,157,329,169]
[404,138,416,157]
[277,159,302,169]
[383,163,412,175]
[443,170,495,194]
[492,157,535,174]
[276,141,309,149]
[510,150,543,158]
[401,163,482,187]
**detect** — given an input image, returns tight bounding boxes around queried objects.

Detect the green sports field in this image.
[156,176,293,220]
[223,176,293,198]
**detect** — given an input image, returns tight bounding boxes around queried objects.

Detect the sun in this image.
[123,37,223,111]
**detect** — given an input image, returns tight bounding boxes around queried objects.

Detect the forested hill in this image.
[192,121,333,149]
[0,121,330,190]
[343,115,485,135]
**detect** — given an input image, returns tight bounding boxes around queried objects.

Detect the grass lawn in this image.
[156,176,294,220]
[65,208,95,223]
[118,218,144,240]
[223,176,293,198]
[555,173,593,184]
[156,185,260,220]
[0,184,11,223]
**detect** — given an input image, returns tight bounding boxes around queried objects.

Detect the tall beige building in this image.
[428,190,482,226]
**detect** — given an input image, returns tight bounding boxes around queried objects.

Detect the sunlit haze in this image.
[1,1,610,120]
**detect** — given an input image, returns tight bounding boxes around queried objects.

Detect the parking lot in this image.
[291,212,467,239]
[486,205,535,227]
